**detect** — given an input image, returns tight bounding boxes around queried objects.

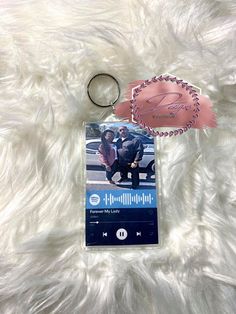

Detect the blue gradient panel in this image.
[86,188,159,246]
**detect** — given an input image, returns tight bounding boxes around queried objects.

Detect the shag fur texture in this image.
[0,1,236,313]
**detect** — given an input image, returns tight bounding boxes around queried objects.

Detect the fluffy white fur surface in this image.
[0,0,236,313]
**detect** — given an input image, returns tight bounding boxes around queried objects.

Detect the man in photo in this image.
[116,126,144,189]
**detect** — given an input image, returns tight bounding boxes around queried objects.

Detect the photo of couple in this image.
[99,126,143,189]
[86,122,156,190]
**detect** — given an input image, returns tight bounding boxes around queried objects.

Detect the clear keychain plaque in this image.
[83,72,215,248]
[84,121,159,247]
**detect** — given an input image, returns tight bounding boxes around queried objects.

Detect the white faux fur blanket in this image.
[0,1,236,313]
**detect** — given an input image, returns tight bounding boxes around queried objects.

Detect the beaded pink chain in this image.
[130,75,200,137]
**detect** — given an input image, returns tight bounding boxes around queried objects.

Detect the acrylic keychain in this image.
[84,73,216,248]
[84,73,160,248]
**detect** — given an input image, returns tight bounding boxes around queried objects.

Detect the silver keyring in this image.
[87,73,120,108]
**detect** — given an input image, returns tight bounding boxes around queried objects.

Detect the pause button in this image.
[116,228,128,240]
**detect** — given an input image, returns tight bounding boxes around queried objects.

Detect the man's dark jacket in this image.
[116,135,144,166]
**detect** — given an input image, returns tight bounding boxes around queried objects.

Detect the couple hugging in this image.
[98,126,144,189]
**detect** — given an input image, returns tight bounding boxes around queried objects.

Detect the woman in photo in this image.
[98,129,118,184]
